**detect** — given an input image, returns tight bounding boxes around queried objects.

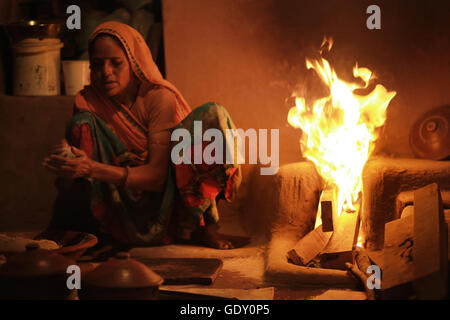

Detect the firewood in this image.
[354,248,380,299]
[320,210,360,270]
[287,225,332,266]
[381,215,415,299]
[345,262,375,300]
[413,183,448,300]
[320,188,338,232]
[354,248,374,272]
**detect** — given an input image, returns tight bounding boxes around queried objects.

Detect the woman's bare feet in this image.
[191,224,235,250]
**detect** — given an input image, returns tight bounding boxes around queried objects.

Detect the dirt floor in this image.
[128,236,367,300]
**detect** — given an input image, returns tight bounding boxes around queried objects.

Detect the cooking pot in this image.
[79,252,164,300]
[0,243,76,300]
[410,105,450,160]
[4,20,63,43]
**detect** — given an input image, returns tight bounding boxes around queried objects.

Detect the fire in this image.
[288,38,396,216]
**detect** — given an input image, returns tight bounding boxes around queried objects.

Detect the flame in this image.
[356,233,364,248]
[288,38,396,215]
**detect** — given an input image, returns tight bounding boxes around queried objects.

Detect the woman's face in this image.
[90,35,135,98]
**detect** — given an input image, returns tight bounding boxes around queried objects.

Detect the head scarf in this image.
[74,21,191,158]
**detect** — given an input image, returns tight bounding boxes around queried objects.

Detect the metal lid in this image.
[83,252,164,288]
[4,20,63,43]
[0,243,76,277]
[410,105,450,160]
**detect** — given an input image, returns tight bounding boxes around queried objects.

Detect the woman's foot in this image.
[191,224,235,250]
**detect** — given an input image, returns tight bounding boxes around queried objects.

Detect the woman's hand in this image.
[42,145,94,179]
[48,139,76,158]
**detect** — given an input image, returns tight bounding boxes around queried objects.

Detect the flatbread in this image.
[0,233,60,252]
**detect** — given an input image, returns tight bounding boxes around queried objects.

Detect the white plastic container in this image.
[62,60,90,96]
[12,38,64,96]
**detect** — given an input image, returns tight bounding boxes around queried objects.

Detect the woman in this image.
[42,21,241,250]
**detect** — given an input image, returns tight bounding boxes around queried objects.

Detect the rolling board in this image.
[136,258,223,285]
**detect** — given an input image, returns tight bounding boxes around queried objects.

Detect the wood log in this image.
[320,210,360,270]
[413,183,448,300]
[366,249,384,270]
[354,248,380,299]
[345,262,375,300]
[354,248,374,272]
[287,225,332,266]
[269,227,359,288]
[381,214,415,299]
[320,188,338,232]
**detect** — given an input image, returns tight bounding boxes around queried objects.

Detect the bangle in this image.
[120,166,130,188]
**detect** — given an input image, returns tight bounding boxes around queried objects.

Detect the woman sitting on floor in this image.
[42,21,241,250]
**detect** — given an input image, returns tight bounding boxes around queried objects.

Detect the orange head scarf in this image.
[74,21,191,161]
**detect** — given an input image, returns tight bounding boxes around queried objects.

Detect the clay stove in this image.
[250,38,450,300]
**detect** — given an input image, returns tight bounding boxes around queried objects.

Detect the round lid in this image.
[83,252,164,288]
[410,105,450,160]
[0,243,76,277]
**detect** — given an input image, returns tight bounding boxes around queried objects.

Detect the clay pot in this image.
[4,21,63,43]
[0,243,76,300]
[410,105,450,160]
[79,252,164,300]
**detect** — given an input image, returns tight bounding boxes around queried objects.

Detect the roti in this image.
[0,233,60,252]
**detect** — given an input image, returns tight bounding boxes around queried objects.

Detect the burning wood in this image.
[287,37,396,225]
[320,210,360,270]
[345,262,375,300]
[287,225,332,266]
[320,188,337,232]
[285,37,395,272]
[345,248,380,300]
[288,187,360,270]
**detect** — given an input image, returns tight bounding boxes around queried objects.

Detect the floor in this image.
[128,235,367,300]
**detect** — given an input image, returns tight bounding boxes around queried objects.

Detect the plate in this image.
[0,230,97,260]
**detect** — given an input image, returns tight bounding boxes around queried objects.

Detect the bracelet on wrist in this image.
[120,166,130,188]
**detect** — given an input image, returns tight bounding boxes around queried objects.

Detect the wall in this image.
[162,0,450,163]
[0,95,73,230]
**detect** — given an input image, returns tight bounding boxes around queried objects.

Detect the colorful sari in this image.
[48,22,241,245]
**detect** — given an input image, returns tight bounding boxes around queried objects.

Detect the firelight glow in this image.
[288,38,396,217]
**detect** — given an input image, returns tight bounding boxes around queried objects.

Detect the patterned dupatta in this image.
[51,22,241,245]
